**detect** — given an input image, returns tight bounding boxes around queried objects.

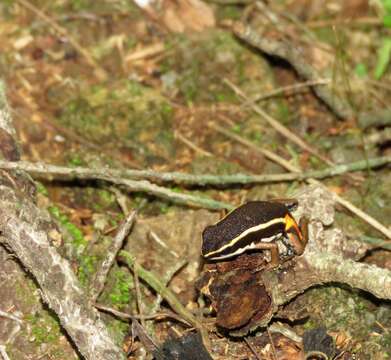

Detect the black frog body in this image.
[201,201,305,262]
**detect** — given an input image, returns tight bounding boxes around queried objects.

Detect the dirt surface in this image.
[0,0,391,359]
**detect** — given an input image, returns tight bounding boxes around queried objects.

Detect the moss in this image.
[104,269,133,308]
[231,123,242,134]
[275,100,291,124]
[302,286,391,358]
[67,154,85,167]
[35,181,48,196]
[217,5,243,20]
[77,255,98,286]
[249,130,263,144]
[57,80,175,165]
[98,189,116,207]
[48,206,98,285]
[106,318,130,345]
[49,206,86,250]
[26,312,62,345]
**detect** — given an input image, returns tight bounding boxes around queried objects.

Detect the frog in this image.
[201,199,308,268]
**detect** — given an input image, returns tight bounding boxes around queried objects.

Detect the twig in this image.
[231,21,355,120]
[90,211,137,301]
[242,79,331,105]
[0,160,232,210]
[175,131,213,157]
[305,17,382,28]
[209,122,300,171]
[225,78,335,167]
[125,43,165,63]
[243,338,261,360]
[94,304,191,325]
[16,0,108,81]
[210,125,391,239]
[305,252,391,300]
[267,328,277,360]
[118,250,203,330]
[0,310,23,324]
[133,261,145,327]
[1,157,389,188]
[0,82,126,360]
[365,128,391,145]
[360,236,391,251]
[269,322,302,343]
[0,346,11,360]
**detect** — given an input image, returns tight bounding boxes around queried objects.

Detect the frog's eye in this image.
[284,214,305,255]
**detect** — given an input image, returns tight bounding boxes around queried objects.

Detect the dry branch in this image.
[211,124,391,239]
[231,19,391,130]
[231,22,355,120]
[119,250,203,330]
[90,210,137,301]
[0,157,389,188]
[263,185,391,313]
[0,160,232,210]
[0,81,126,360]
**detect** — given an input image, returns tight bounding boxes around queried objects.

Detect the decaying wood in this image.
[0,81,126,360]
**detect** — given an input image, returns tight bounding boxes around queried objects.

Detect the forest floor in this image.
[0,0,391,359]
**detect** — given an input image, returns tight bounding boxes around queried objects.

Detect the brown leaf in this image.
[163,0,215,33]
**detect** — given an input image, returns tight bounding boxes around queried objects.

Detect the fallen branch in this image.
[89,210,137,301]
[224,78,334,166]
[231,21,355,120]
[211,124,391,239]
[263,185,391,317]
[0,81,126,360]
[0,310,23,324]
[118,250,203,331]
[0,160,232,210]
[242,78,331,104]
[0,157,389,188]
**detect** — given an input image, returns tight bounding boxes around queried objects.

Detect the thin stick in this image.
[225,78,334,166]
[211,126,391,239]
[0,346,11,360]
[243,338,261,360]
[118,250,203,330]
[231,21,355,120]
[360,236,391,251]
[209,122,300,172]
[175,131,213,157]
[306,17,382,28]
[17,0,108,81]
[0,157,390,187]
[94,303,191,325]
[90,211,137,301]
[0,309,23,324]
[133,261,145,327]
[4,160,235,210]
[242,78,331,105]
[267,328,277,360]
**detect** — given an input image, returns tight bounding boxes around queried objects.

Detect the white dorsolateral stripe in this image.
[204,217,285,258]
[208,234,281,260]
